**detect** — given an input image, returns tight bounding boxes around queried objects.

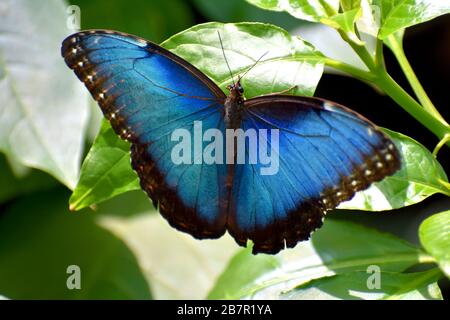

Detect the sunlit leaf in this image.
[339,129,449,211]
[245,0,340,22]
[282,269,442,300]
[246,0,366,43]
[321,8,363,44]
[0,189,151,299]
[0,0,89,188]
[162,22,325,98]
[419,211,450,278]
[374,0,450,39]
[69,120,139,211]
[208,219,421,299]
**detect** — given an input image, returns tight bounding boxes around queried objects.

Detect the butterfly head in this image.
[226,77,245,103]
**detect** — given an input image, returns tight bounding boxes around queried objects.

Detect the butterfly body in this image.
[62,30,401,254]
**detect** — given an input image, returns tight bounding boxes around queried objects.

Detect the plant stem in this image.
[338,29,377,70]
[336,29,450,148]
[375,38,385,69]
[433,133,450,157]
[374,71,450,145]
[324,58,376,82]
[385,34,448,125]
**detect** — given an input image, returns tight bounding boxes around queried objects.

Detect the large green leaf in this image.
[246,0,450,41]
[339,129,449,211]
[71,22,326,209]
[0,0,89,188]
[245,0,365,43]
[282,269,442,300]
[374,0,450,39]
[208,219,421,299]
[0,189,151,299]
[69,120,139,211]
[419,211,450,278]
[99,212,239,299]
[162,22,325,98]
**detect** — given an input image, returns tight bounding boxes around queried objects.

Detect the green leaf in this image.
[282,269,443,300]
[162,22,325,98]
[208,219,421,299]
[72,22,326,209]
[374,0,450,39]
[69,120,140,211]
[419,211,450,278]
[0,0,89,188]
[339,129,450,211]
[246,0,450,42]
[321,8,364,44]
[246,0,366,43]
[245,0,340,22]
[0,189,151,299]
[341,0,362,11]
[99,212,239,299]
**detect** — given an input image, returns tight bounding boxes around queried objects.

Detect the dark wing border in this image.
[61,29,226,100]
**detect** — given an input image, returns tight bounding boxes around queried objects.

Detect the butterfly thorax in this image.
[224,81,244,130]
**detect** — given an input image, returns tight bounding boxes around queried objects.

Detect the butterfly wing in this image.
[62,30,229,238]
[228,95,401,254]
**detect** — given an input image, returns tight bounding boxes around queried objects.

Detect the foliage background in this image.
[0,0,449,299]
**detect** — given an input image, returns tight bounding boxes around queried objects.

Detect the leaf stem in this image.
[338,29,377,70]
[385,34,448,125]
[375,38,385,69]
[433,133,450,157]
[324,58,376,82]
[337,30,450,148]
[374,71,450,146]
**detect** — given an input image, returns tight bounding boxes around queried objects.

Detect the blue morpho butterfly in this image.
[61,30,400,254]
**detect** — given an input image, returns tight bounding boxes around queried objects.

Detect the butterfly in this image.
[61,30,400,254]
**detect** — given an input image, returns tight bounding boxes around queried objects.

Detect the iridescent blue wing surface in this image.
[229,96,401,254]
[62,30,229,238]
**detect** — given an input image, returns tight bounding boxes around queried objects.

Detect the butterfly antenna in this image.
[240,51,268,81]
[217,31,235,85]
